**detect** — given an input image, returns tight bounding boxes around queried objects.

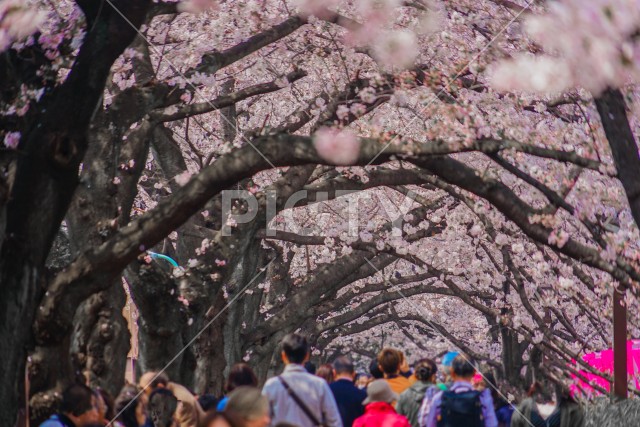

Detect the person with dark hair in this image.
[510,382,547,427]
[542,386,584,427]
[356,373,372,389]
[369,360,383,380]
[262,333,342,427]
[353,380,410,427]
[477,372,513,427]
[317,364,335,384]
[377,348,411,395]
[198,394,220,412]
[138,371,204,427]
[39,383,99,427]
[304,361,317,375]
[396,359,438,427]
[225,386,271,427]
[420,355,497,427]
[217,363,259,411]
[329,356,367,427]
[148,388,178,427]
[114,384,146,427]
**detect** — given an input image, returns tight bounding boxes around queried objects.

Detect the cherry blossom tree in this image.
[3,0,640,424]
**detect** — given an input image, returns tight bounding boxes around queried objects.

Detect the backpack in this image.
[437,390,484,427]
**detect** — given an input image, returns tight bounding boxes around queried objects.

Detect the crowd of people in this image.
[38,333,585,427]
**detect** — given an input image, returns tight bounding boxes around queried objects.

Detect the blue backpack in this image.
[437,390,484,427]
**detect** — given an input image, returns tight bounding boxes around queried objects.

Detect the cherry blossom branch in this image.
[413,157,640,286]
[152,69,307,122]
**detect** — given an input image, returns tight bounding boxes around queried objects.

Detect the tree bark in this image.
[594,88,640,229]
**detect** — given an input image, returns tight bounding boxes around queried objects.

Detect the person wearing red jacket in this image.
[354,380,411,427]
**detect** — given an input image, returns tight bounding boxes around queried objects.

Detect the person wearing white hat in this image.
[353,380,411,427]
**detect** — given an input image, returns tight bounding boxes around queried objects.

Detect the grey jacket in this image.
[396,381,434,427]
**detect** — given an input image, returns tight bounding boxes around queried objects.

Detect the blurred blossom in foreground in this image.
[372,30,420,70]
[313,127,361,165]
[177,0,219,14]
[0,0,44,51]
[490,0,640,94]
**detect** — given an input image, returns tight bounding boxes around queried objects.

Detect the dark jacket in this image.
[395,381,433,427]
[546,402,585,427]
[330,378,367,427]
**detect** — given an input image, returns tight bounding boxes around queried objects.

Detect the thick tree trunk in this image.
[0,3,149,424]
[72,285,130,398]
[0,258,41,426]
[126,262,190,383]
[595,88,640,229]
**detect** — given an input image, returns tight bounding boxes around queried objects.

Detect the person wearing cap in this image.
[353,380,411,427]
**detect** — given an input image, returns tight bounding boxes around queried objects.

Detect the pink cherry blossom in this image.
[3,131,20,149]
[313,127,361,166]
[175,171,192,186]
[294,0,341,18]
[177,0,219,14]
[371,30,419,70]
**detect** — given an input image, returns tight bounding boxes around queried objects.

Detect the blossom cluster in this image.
[0,0,43,52]
[491,0,640,94]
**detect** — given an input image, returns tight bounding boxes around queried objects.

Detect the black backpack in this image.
[437,389,484,427]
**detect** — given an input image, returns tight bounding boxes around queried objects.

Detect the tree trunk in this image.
[595,88,640,229]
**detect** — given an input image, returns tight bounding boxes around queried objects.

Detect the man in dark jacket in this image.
[330,356,367,427]
[39,384,99,427]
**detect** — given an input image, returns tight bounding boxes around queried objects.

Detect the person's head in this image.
[202,411,237,427]
[226,363,258,393]
[414,358,438,383]
[557,384,578,407]
[225,386,271,427]
[198,394,219,412]
[377,348,401,376]
[304,361,316,374]
[115,384,146,427]
[333,356,356,380]
[148,388,178,427]
[316,364,334,383]
[476,371,495,393]
[94,387,115,424]
[355,373,372,389]
[60,383,100,426]
[139,371,170,397]
[363,379,399,405]
[450,355,476,381]
[369,359,383,379]
[280,333,310,365]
